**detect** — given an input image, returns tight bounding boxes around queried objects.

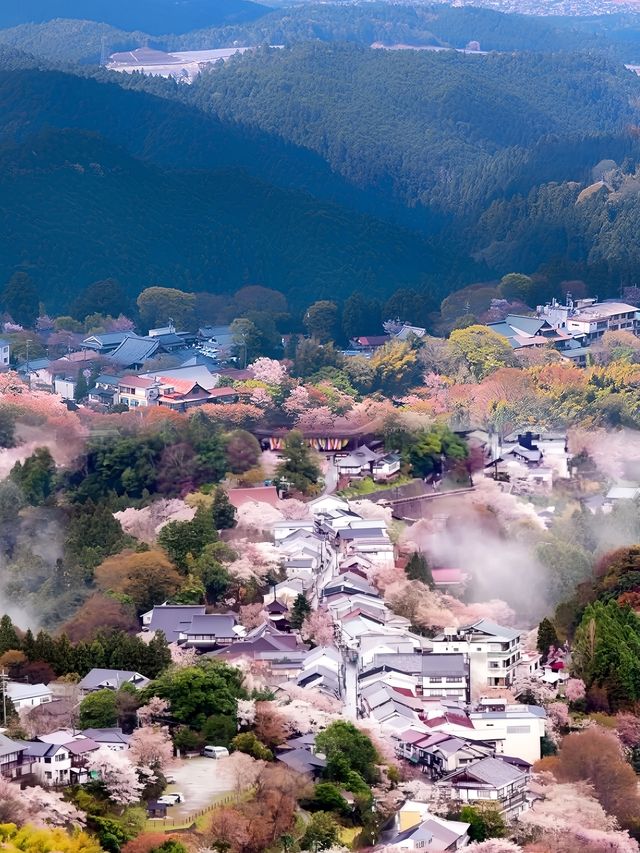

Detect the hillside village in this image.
[0,280,639,853]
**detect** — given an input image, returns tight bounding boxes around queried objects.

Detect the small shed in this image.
[147,800,168,818]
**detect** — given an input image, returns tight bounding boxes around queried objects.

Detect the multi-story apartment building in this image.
[430,620,521,692]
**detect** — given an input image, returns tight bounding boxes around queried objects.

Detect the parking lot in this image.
[156,755,238,821]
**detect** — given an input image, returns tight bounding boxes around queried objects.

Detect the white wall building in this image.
[430,620,522,693]
[7,682,52,712]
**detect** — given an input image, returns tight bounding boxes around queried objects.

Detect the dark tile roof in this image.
[184,614,237,636]
[108,336,159,366]
[147,605,206,642]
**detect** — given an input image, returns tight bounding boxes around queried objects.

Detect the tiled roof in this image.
[147,604,206,642]
[108,336,159,366]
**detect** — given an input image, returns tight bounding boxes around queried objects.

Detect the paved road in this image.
[343,657,359,720]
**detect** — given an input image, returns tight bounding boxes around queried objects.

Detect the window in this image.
[507,725,530,734]
[55,753,66,762]
[45,772,52,780]
[429,677,442,683]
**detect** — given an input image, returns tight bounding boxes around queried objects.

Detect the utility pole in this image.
[25,339,32,390]
[0,668,8,727]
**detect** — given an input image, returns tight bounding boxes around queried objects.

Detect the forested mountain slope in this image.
[0,128,461,312]
[4,5,640,65]
[185,44,640,213]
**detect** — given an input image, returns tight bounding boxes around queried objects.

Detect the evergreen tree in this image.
[2,271,39,327]
[33,630,57,667]
[405,551,434,588]
[21,628,36,661]
[211,487,236,530]
[537,617,559,661]
[74,371,88,402]
[275,430,320,495]
[158,505,218,572]
[0,615,19,655]
[290,594,312,630]
[10,447,56,506]
[78,689,118,729]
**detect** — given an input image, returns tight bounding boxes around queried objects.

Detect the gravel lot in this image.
[157,756,238,820]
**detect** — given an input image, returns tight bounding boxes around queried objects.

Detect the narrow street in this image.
[343,656,359,720]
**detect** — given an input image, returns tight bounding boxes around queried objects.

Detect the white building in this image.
[539,298,639,342]
[430,620,522,693]
[6,682,52,712]
[470,702,547,764]
[26,741,72,785]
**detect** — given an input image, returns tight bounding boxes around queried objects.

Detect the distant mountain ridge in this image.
[0,0,270,35]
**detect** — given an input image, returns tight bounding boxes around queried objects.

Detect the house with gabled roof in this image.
[385,803,469,851]
[435,755,530,817]
[178,613,243,650]
[367,652,470,702]
[0,733,33,779]
[143,603,206,642]
[108,335,160,368]
[157,379,215,411]
[78,668,150,694]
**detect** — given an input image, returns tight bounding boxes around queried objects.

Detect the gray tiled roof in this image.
[373,652,468,677]
[78,668,149,691]
[0,733,27,758]
[108,336,159,366]
[445,756,525,787]
[184,614,236,636]
[147,605,206,642]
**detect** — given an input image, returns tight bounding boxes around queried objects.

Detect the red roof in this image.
[207,387,238,399]
[355,336,390,347]
[228,486,280,509]
[391,686,416,698]
[119,375,154,389]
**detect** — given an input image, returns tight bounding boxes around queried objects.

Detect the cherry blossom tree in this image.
[615,712,640,748]
[228,541,281,583]
[547,702,571,730]
[301,609,336,646]
[564,678,586,703]
[279,499,310,520]
[466,843,523,853]
[521,778,616,834]
[282,385,311,416]
[169,643,198,668]
[239,603,266,629]
[0,778,85,829]
[296,406,335,430]
[137,697,170,727]
[237,699,257,727]
[250,387,275,409]
[87,746,145,805]
[249,358,287,385]
[129,726,173,772]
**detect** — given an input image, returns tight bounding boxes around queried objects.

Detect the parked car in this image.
[203,745,230,759]
[157,793,185,806]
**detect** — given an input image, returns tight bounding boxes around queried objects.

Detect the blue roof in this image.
[108,336,159,366]
[82,331,132,350]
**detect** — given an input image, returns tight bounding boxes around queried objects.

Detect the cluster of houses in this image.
[18,324,247,411]
[133,492,552,832]
[0,667,147,785]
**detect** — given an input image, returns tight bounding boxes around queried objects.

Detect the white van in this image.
[203,745,230,759]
